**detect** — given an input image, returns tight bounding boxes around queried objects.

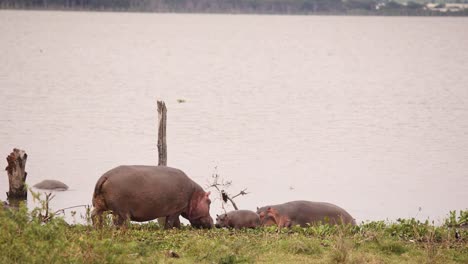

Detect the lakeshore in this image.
[1,205,467,263]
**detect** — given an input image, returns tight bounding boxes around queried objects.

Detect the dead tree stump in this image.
[157,101,167,226]
[157,101,167,166]
[5,148,28,205]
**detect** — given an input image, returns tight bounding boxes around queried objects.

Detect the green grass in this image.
[1,204,467,264]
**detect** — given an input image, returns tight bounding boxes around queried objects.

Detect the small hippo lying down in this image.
[92,165,214,229]
[215,210,260,229]
[257,200,355,227]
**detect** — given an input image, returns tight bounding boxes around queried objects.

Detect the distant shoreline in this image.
[1,6,468,17]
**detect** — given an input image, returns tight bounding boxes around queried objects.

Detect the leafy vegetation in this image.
[1,198,467,264]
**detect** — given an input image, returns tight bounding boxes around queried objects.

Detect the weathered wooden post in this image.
[157,101,167,166]
[5,148,28,206]
[157,101,167,226]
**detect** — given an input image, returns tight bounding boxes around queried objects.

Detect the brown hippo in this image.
[215,210,260,229]
[92,165,213,229]
[257,200,355,227]
[34,180,69,191]
[262,207,292,228]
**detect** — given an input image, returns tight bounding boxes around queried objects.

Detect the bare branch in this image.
[231,188,249,199]
[225,196,239,210]
[207,170,249,211]
[54,204,89,215]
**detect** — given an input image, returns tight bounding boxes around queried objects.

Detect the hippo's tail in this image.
[92,175,108,209]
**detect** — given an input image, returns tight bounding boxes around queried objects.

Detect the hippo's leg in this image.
[164,214,181,229]
[112,211,129,227]
[91,208,104,228]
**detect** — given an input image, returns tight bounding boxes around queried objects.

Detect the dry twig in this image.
[208,170,249,211]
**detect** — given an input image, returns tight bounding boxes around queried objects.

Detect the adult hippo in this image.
[215,210,260,229]
[92,165,213,229]
[33,180,69,191]
[257,200,355,227]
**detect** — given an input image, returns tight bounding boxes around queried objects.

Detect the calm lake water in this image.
[1,10,467,224]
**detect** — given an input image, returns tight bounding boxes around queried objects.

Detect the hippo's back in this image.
[227,210,259,221]
[34,179,69,191]
[227,210,260,228]
[289,201,354,225]
[101,165,191,185]
[258,200,355,226]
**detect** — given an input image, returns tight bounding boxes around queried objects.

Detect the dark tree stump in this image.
[5,148,28,205]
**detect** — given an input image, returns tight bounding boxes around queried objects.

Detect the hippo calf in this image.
[215,210,260,229]
[257,200,355,227]
[34,180,69,191]
[92,165,213,229]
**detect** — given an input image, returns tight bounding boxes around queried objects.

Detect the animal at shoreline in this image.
[33,180,69,191]
[215,210,260,229]
[91,165,213,229]
[257,200,356,227]
[261,207,292,228]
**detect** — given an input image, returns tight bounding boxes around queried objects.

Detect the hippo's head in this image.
[215,213,228,228]
[266,207,280,218]
[187,191,214,229]
[258,207,277,227]
[190,214,214,229]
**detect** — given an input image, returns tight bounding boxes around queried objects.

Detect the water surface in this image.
[1,10,467,224]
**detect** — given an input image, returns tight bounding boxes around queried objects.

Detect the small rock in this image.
[166,250,180,258]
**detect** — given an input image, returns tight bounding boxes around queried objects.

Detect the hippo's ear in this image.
[256,207,259,211]
[205,192,212,204]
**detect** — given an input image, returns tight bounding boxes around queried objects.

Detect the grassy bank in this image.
[1,204,467,263]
